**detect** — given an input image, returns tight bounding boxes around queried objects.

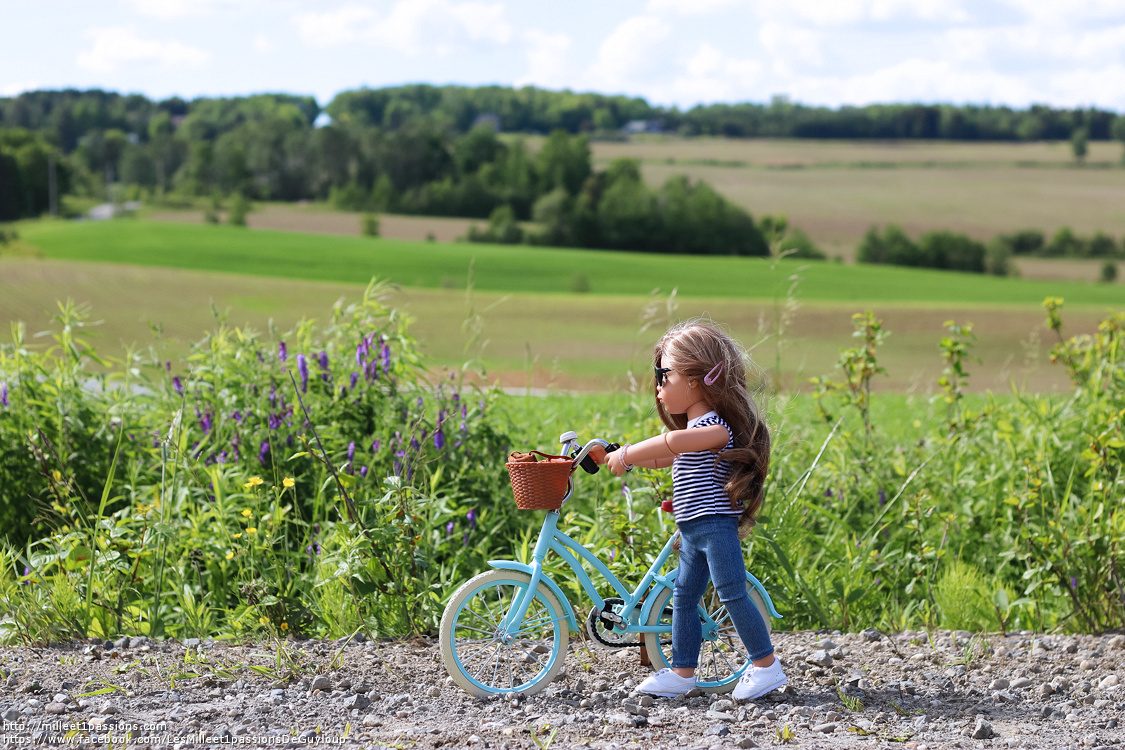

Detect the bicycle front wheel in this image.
[439,569,569,697]
[642,576,771,693]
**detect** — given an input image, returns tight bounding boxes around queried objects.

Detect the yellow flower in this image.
[280,622,289,631]
[241,509,253,518]
[233,533,242,539]
[225,551,234,560]
[283,477,295,488]
[243,476,264,489]
[247,527,257,534]
[259,616,268,625]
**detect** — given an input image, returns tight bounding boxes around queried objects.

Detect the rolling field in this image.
[17,220,1124,306]
[5,219,1119,393]
[584,138,1125,258]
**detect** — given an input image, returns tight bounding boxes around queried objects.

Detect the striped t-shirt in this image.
[671,411,741,523]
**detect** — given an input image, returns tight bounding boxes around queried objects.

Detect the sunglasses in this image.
[654,366,674,387]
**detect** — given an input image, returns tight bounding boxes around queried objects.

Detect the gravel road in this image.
[1,629,1122,749]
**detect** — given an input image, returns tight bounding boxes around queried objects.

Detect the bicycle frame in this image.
[495,510,679,638]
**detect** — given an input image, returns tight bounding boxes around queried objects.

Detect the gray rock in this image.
[309,675,332,693]
[2,708,20,722]
[734,738,758,749]
[343,694,370,710]
[1107,635,1125,650]
[861,628,882,641]
[812,722,838,734]
[990,678,1010,690]
[703,723,730,736]
[1011,677,1033,689]
[972,717,994,739]
[706,710,736,722]
[44,702,67,715]
[805,650,834,668]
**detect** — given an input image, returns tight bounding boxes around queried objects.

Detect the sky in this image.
[3,0,1125,111]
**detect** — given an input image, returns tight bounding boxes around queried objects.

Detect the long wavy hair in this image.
[654,321,770,539]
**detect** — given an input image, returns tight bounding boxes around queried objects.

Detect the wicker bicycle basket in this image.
[506,451,574,510]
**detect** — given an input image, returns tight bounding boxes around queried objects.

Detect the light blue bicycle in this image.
[439,431,782,697]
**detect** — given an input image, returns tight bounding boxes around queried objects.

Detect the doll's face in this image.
[656,362,700,416]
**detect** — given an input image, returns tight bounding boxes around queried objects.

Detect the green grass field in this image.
[17,220,1124,306]
[5,219,1119,393]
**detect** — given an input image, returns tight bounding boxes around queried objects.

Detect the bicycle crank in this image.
[585,598,641,649]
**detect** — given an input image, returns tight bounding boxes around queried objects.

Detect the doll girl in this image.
[603,321,785,700]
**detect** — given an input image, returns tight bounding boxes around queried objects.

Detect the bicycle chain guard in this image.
[585,598,641,649]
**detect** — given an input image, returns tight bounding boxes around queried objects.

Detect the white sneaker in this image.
[636,668,696,697]
[732,658,787,700]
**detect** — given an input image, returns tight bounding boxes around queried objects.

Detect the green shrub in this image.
[934,559,993,632]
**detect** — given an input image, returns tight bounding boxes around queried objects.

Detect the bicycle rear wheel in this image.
[642,576,771,693]
[439,569,569,696]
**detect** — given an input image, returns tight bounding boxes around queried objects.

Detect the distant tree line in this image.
[858,224,1125,275]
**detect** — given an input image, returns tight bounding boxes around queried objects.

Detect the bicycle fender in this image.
[644,568,783,620]
[486,561,579,630]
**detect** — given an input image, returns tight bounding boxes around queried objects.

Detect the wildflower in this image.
[297,354,309,392]
[283,477,295,488]
[247,527,258,534]
[350,372,359,390]
[318,351,330,380]
[467,509,477,530]
[172,376,183,395]
[371,439,380,453]
[242,509,254,518]
[233,533,243,539]
[360,466,368,478]
[381,340,391,372]
[259,441,270,465]
[446,521,454,538]
[1070,576,1078,590]
[244,476,264,489]
[225,551,234,560]
[278,341,287,361]
[434,429,445,450]
[259,616,269,625]
[268,413,281,431]
[280,622,289,631]
[232,410,243,424]
[347,442,356,463]
[878,487,887,505]
[0,381,7,407]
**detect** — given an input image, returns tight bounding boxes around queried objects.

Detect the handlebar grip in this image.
[578,442,620,474]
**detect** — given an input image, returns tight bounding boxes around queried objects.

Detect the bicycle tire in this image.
[641,574,771,693]
[439,569,569,696]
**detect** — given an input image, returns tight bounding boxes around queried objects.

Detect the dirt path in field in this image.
[2,629,1122,749]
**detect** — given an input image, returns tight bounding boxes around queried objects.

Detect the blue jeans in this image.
[672,514,774,668]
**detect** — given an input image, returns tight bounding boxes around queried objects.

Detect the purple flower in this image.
[318,351,329,370]
[350,372,359,390]
[347,442,356,463]
[259,441,270,465]
[0,381,8,407]
[410,437,420,452]
[199,411,213,434]
[172,376,183,395]
[381,340,391,372]
[360,466,368,478]
[878,487,886,505]
[165,361,172,371]
[467,509,477,530]
[824,488,832,498]
[874,577,882,585]
[268,414,281,431]
[232,410,243,424]
[1070,576,1078,590]
[278,341,288,361]
[296,354,309,392]
[609,549,616,563]
[433,429,445,450]
[371,439,380,453]
[446,521,454,537]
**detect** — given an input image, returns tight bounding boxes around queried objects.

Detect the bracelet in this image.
[621,443,634,472]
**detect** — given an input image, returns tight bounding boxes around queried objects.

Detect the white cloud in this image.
[293,0,512,55]
[253,34,274,53]
[293,5,376,48]
[758,22,824,69]
[76,26,210,73]
[0,80,41,97]
[590,15,672,89]
[662,42,763,103]
[755,0,969,26]
[646,0,745,14]
[518,30,572,88]
[126,0,257,19]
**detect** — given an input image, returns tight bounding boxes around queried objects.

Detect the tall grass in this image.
[0,288,1122,644]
